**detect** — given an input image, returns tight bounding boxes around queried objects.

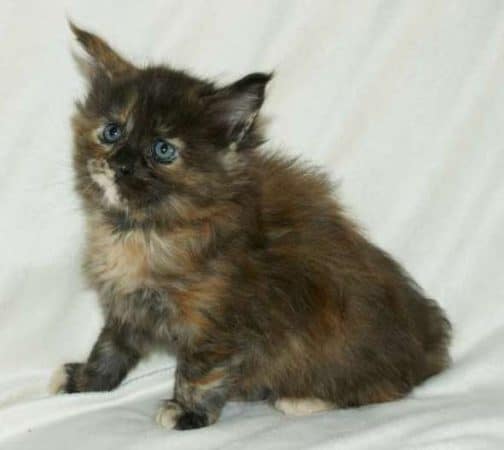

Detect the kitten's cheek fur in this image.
[87,159,123,208]
[48,365,69,394]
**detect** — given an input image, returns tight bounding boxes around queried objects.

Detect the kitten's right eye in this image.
[101,123,123,144]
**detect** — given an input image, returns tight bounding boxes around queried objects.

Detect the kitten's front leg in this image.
[156,355,231,430]
[49,321,143,394]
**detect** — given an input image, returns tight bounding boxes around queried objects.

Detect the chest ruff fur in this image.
[82,214,223,346]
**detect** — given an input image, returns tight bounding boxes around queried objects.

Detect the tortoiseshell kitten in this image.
[50,23,451,430]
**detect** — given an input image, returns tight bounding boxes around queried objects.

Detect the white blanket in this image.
[1,1,503,448]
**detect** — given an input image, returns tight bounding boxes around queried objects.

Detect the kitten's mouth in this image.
[87,159,125,209]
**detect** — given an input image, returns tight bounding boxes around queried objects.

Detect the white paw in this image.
[155,401,182,429]
[48,365,68,394]
[274,398,335,416]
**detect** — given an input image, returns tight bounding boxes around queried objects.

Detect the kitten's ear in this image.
[206,72,272,145]
[69,21,135,80]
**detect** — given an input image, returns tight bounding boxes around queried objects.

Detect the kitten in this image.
[50,23,451,430]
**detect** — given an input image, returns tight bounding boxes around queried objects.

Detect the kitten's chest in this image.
[83,218,218,345]
[85,227,152,294]
[84,220,182,296]
[83,218,210,295]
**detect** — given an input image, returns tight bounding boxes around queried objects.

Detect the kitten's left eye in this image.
[152,139,178,164]
[101,123,123,143]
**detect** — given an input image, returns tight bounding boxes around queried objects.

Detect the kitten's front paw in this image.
[155,400,209,430]
[48,363,83,394]
[174,411,209,430]
[155,400,183,429]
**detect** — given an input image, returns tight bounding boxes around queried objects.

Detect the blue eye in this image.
[152,139,178,164]
[102,123,122,143]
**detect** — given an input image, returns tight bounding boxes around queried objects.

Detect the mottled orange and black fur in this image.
[50,23,451,429]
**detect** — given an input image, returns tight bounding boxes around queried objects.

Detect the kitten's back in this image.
[251,150,451,389]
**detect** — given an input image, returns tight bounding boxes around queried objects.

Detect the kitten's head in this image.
[70,23,270,224]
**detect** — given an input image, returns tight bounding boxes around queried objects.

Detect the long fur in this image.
[52,24,451,430]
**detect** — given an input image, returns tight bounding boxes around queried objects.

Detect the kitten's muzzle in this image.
[110,150,135,177]
[116,163,133,177]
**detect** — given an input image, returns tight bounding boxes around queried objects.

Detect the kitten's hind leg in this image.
[273,398,335,416]
[49,321,144,394]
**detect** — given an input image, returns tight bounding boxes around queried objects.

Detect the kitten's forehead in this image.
[112,89,138,122]
[108,68,208,128]
[138,69,207,104]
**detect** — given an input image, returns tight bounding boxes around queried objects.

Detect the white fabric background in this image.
[1,1,503,448]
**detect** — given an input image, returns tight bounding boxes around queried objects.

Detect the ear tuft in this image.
[207,72,272,145]
[68,20,135,79]
[230,72,272,101]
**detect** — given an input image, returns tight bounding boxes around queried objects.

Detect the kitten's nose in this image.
[110,153,135,177]
[117,163,133,176]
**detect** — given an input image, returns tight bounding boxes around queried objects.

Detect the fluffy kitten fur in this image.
[51,24,451,430]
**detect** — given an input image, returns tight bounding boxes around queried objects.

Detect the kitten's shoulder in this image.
[250,149,343,220]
